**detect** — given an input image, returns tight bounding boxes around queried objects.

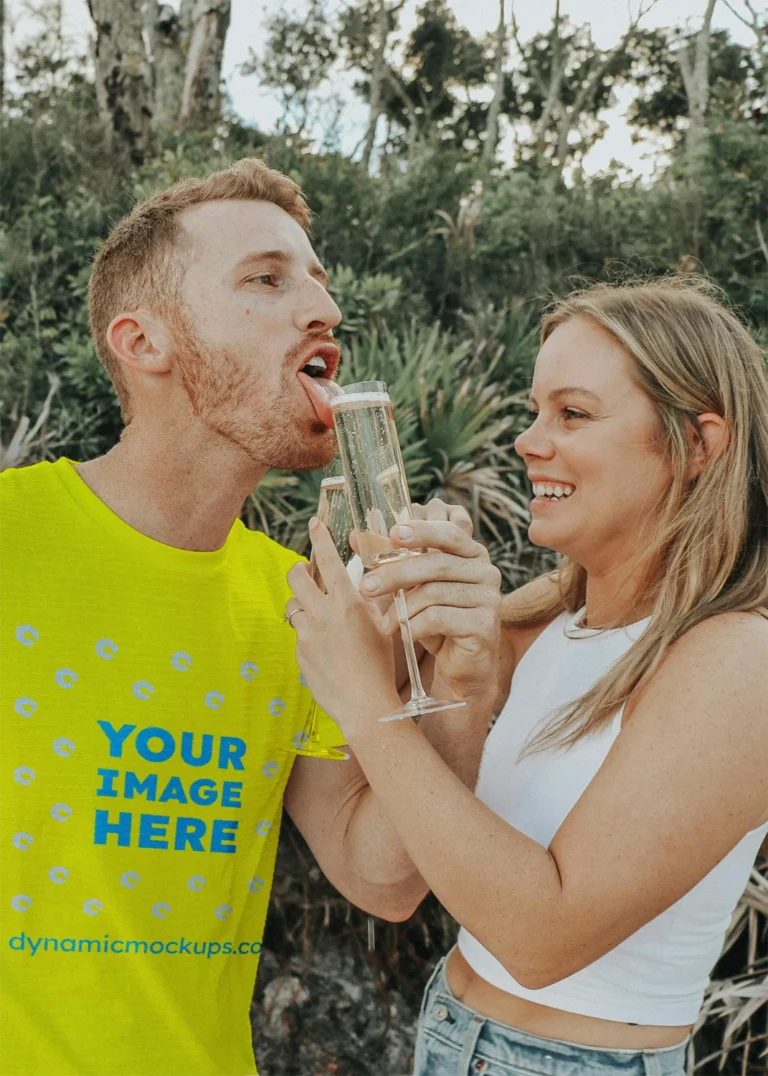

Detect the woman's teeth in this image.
[533,483,575,500]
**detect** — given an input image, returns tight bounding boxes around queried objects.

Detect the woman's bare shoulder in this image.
[626,609,768,729]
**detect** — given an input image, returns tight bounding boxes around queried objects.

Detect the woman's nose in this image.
[515,416,554,460]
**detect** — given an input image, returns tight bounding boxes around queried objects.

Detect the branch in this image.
[718,0,752,28]
[635,0,662,22]
[566,0,659,123]
[384,66,419,128]
[691,0,718,96]
[482,0,507,164]
[720,0,758,31]
[756,220,768,268]
[509,0,548,98]
[677,22,697,101]
[508,1,525,61]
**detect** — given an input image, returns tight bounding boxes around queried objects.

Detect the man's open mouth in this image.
[300,355,330,378]
[297,342,340,382]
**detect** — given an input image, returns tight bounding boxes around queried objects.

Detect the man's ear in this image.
[106,310,173,376]
[688,412,729,481]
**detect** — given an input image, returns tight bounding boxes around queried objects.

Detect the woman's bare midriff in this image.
[445,948,691,1050]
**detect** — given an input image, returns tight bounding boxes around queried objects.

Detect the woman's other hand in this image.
[358,504,502,705]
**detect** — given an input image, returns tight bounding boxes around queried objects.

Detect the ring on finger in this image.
[285,608,305,627]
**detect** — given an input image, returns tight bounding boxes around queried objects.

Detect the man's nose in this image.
[296,280,342,335]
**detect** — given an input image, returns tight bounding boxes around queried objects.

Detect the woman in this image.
[286,279,768,1076]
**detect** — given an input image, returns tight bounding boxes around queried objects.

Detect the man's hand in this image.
[286,522,403,736]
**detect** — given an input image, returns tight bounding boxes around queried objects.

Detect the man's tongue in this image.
[297,371,340,428]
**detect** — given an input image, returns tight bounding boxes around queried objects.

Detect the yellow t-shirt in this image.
[0,459,343,1076]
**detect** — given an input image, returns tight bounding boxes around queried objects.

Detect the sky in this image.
[5,0,760,177]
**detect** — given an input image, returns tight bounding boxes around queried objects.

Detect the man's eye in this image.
[248,274,278,286]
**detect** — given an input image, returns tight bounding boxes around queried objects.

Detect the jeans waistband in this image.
[419,954,689,1076]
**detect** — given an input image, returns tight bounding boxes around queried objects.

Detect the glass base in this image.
[295,743,350,761]
[379,696,466,723]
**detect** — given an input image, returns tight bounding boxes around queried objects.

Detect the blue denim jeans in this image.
[413,956,688,1076]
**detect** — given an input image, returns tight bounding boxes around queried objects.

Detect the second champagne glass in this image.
[329,381,466,723]
[297,474,357,761]
[309,473,375,950]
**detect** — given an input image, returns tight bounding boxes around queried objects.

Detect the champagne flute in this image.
[308,475,363,593]
[309,473,377,950]
[297,474,357,761]
[329,380,466,723]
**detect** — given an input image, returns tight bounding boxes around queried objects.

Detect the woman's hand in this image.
[286,520,403,735]
[359,505,502,705]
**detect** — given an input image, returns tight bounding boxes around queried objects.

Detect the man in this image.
[0,159,490,1075]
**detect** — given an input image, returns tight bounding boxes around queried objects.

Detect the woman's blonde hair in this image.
[512,276,768,755]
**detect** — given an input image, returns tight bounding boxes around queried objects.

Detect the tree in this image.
[375,0,491,164]
[178,0,231,132]
[244,1,334,137]
[629,25,763,141]
[87,0,153,164]
[146,3,188,136]
[345,0,407,172]
[1,0,6,109]
[721,0,768,96]
[482,0,507,167]
[677,0,718,161]
[87,0,231,161]
[508,0,658,174]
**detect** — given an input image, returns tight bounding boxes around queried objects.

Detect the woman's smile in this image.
[529,476,577,505]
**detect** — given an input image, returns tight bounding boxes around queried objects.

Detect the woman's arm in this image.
[289,529,768,989]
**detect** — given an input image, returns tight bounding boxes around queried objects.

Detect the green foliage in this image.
[629,28,765,142]
[326,265,426,336]
[506,16,637,165]
[243,0,335,135]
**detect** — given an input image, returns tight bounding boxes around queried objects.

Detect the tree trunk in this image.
[87,0,153,165]
[361,0,391,174]
[0,0,5,110]
[146,2,187,136]
[554,2,658,175]
[482,0,507,166]
[678,0,718,162]
[385,67,420,169]
[178,0,231,132]
[533,0,564,166]
[722,0,767,98]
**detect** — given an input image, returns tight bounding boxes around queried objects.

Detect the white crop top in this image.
[457,608,768,1025]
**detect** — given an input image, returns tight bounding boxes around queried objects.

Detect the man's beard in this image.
[172,316,336,472]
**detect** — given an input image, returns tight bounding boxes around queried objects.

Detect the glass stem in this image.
[394,589,427,701]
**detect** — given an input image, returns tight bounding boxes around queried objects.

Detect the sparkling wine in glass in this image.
[330,381,466,722]
[308,475,363,593]
[298,473,357,762]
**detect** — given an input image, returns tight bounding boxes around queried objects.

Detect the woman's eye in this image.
[524,407,587,423]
